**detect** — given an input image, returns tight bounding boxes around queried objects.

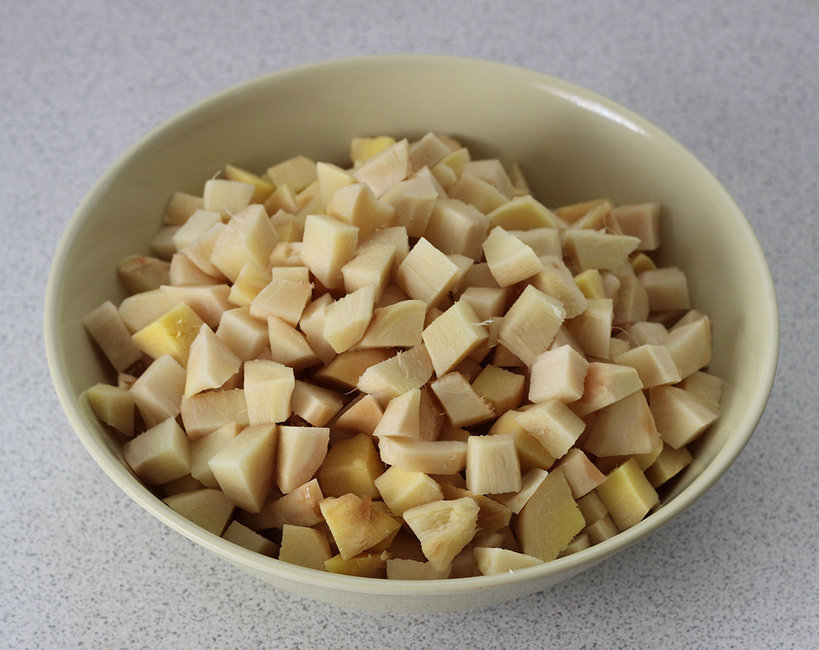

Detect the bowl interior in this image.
[45,55,778,610]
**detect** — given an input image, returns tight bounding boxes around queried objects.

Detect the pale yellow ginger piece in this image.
[170,251,224,287]
[350,135,396,166]
[613,273,650,326]
[577,490,608,526]
[515,470,584,561]
[164,191,204,226]
[294,180,322,218]
[528,344,589,404]
[569,200,616,231]
[243,359,294,425]
[630,251,657,275]
[269,210,302,243]
[353,138,410,196]
[465,433,521,495]
[498,284,566,366]
[320,493,402,560]
[227,261,269,307]
[463,159,514,197]
[163,488,234,536]
[408,132,452,172]
[570,361,643,417]
[325,551,388,578]
[559,531,591,557]
[357,300,425,349]
[171,209,222,251]
[275,425,329,494]
[492,467,549,514]
[378,438,467,475]
[508,227,561,258]
[215,307,268,361]
[678,370,722,410]
[374,465,443,516]
[596,458,659,530]
[356,345,434,404]
[83,383,135,437]
[357,225,410,264]
[323,283,376,353]
[297,292,337,365]
[265,155,317,193]
[530,256,589,319]
[278,524,331,570]
[222,164,274,204]
[83,301,144,372]
[189,422,241,488]
[315,161,355,207]
[507,160,531,196]
[600,271,621,301]
[609,336,631,360]
[372,388,422,440]
[553,448,606,499]
[395,237,460,307]
[130,354,186,427]
[594,431,664,475]
[471,365,525,416]
[341,244,397,302]
[553,197,611,223]
[179,388,248,440]
[222,521,278,557]
[424,198,489,260]
[566,298,613,360]
[271,265,310,283]
[563,229,640,271]
[459,287,507,320]
[663,316,712,379]
[158,284,231,330]
[290,380,344,427]
[403,497,479,572]
[237,478,323,530]
[249,276,311,327]
[301,213,358,290]
[386,558,451,580]
[574,268,607,300]
[645,443,693,487]
[263,183,299,216]
[266,317,318,369]
[151,225,179,260]
[325,182,395,236]
[515,399,586,460]
[314,347,392,392]
[639,266,691,312]
[380,175,439,238]
[160,475,205,497]
[208,423,277,513]
[184,323,242,396]
[430,372,495,428]
[486,194,561,230]
[422,300,489,378]
[203,178,254,218]
[489,410,556,471]
[448,173,508,214]
[459,262,500,291]
[649,385,720,449]
[332,393,383,436]
[614,343,681,388]
[268,241,304,268]
[482,226,543,287]
[624,320,669,347]
[430,146,470,190]
[611,202,661,251]
[123,417,190,485]
[474,547,543,575]
[117,255,170,294]
[584,514,620,544]
[210,205,278,283]
[317,433,384,498]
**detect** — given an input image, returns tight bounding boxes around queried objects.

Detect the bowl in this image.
[44,54,778,612]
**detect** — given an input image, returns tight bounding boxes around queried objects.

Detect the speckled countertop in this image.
[2,1,817,648]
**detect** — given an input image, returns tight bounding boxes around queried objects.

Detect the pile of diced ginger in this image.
[82,132,722,580]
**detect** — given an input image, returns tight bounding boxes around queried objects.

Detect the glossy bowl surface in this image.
[45,54,778,612]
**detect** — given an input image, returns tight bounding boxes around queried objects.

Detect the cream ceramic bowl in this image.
[44,55,778,612]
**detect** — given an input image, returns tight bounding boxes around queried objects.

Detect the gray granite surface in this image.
[2,0,817,648]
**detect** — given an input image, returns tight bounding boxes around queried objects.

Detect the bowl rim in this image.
[44,53,779,598]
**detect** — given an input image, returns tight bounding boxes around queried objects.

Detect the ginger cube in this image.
[325,182,394,236]
[570,362,643,417]
[320,493,402,560]
[84,382,135,437]
[530,256,588,319]
[372,387,422,439]
[566,298,613,360]
[509,227,561,257]
[83,301,144,372]
[301,213,358,290]
[351,135,396,166]
[515,470,584,562]
[487,195,561,230]
[268,241,304,267]
[171,209,221,251]
[184,324,241,397]
[270,265,310,283]
[130,354,186,428]
[596,458,659,530]
[574,269,607,300]
[489,410,556,470]
[223,164,275,203]
[645,443,693,487]
[430,372,495,427]
[353,138,410,196]
[563,229,640,271]
[150,225,179,260]
[577,490,608,525]
[323,283,376,353]
[377,438,467,475]
[498,284,566,366]
[582,390,661,457]
[169,252,223,287]
[529,344,589,404]
[424,198,489,260]
[553,448,606,498]
[269,210,302,242]
[249,276,311,327]
[324,552,388,578]
[210,205,277,283]
[678,370,723,410]
[237,479,323,530]
[471,365,525,415]
[332,393,383,436]
[482,226,543,287]
[228,261,270,307]
[208,423,277,513]
[474,547,542,575]
[222,521,278,557]
[395,237,460,307]
[317,432,385,498]
[492,467,549,514]
[612,273,650,326]
[276,425,330,494]
[215,307,268,361]
[266,155,317,193]
[422,300,489,377]
[356,345,434,403]
[342,244,397,301]
[164,191,204,226]
[386,558,451,580]
[315,347,392,392]
[408,132,452,171]
[243,359,294,425]
[649,385,720,449]
[179,388,248,440]
[158,284,231,330]
[267,317,318,369]
[403,497,480,572]
[202,178,254,217]
[430,146,470,189]
[357,225,410,264]
[465,433,522,495]
[626,320,669,347]
[663,317,712,379]
[357,300,425,349]
[316,161,355,207]
[609,203,661,251]
[614,343,681,387]
[117,255,171,294]
[515,400,586,460]
[380,175,438,238]
[290,380,344,427]
[463,159,514,197]
[448,173,508,214]
[639,267,691,312]
[278,524,331,571]
[189,422,241,488]
[584,514,620,545]
[163,489,234,536]
[297,292,338,365]
[374,466,443,516]
[123,417,190,485]
[459,287,507,320]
